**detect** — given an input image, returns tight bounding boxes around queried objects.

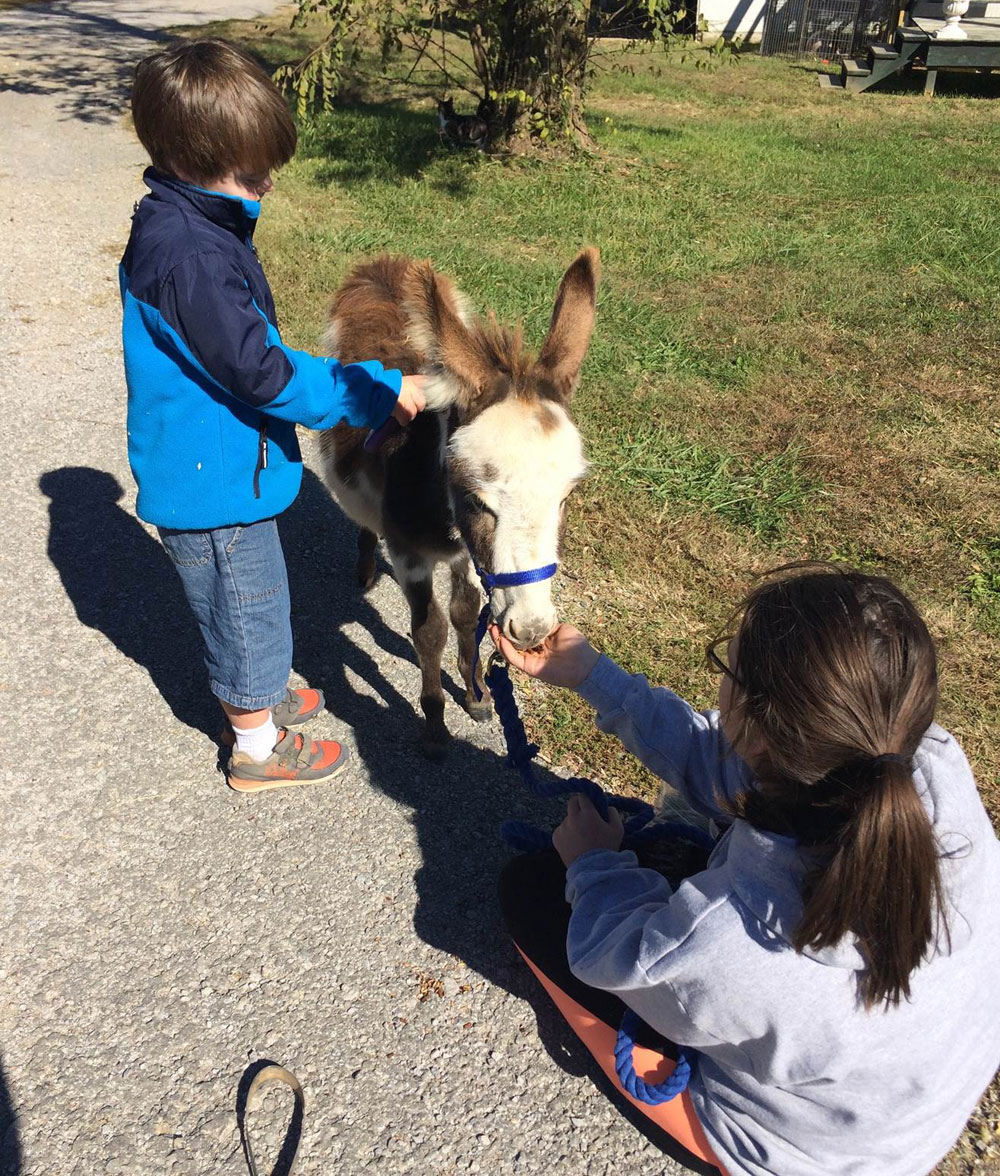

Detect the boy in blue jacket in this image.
[120,38,425,791]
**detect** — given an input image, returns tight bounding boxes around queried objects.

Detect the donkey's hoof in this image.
[421,729,451,761]
[465,696,493,724]
[356,561,377,590]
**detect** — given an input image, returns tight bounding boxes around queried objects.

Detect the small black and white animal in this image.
[436,96,491,150]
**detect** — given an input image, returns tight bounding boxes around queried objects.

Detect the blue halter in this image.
[475,562,558,591]
[471,561,558,701]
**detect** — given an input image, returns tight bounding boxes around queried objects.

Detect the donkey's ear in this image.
[533,248,600,402]
[403,261,495,409]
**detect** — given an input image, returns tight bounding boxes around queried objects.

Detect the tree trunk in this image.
[484,1,592,148]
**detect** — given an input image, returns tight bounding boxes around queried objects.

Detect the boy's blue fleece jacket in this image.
[119,168,402,529]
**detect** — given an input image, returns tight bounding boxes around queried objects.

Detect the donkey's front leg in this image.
[356,526,378,590]
[449,556,492,722]
[390,548,450,759]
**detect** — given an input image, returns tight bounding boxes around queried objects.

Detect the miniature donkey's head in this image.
[404,249,599,650]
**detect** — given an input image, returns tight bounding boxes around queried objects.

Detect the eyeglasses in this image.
[706,635,744,688]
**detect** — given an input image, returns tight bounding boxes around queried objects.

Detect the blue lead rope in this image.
[471,559,713,1105]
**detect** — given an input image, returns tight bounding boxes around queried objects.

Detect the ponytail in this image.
[719,565,944,1010]
[793,757,946,1008]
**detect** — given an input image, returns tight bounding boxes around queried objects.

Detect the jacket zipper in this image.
[253,421,268,499]
[248,226,268,500]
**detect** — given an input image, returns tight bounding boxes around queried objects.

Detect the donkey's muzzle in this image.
[501,612,558,652]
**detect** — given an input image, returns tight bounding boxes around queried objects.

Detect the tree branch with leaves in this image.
[273,0,688,147]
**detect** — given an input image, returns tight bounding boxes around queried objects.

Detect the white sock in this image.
[232,716,279,763]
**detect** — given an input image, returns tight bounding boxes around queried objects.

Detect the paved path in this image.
[0,5,683,1174]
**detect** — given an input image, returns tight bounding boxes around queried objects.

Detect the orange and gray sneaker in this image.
[220,687,325,747]
[227,727,350,793]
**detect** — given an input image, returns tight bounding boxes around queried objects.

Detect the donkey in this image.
[318,249,598,757]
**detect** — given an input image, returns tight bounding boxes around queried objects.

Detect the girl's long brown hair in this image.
[721,565,945,1009]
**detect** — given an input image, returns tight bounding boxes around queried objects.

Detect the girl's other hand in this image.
[488,622,600,689]
[553,794,625,867]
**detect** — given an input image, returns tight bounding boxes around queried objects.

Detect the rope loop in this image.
[238,1064,304,1176]
[614,1010,691,1105]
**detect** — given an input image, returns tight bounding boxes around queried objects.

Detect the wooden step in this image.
[838,32,924,92]
[818,72,845,89]
[842,58,872,76]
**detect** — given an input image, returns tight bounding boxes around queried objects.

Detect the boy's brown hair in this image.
[716,565,945,1009]
[131,38,296,185]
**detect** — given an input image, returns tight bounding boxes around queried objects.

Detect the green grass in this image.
[166,19,1000,1166]
[173,12,1000,736]
[176,14,1000,793]
[963,538,1000,637]
[594,429,822,539]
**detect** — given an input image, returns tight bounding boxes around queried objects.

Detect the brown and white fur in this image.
[319,250,598,757]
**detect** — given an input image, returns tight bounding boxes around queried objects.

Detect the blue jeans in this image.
[158,518,292,710]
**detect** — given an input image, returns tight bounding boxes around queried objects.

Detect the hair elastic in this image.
[868,753,910,769]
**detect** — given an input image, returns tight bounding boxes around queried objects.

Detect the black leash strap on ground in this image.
[238,1064,304,1176]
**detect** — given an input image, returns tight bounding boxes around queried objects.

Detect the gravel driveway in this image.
[0,5,686,1173]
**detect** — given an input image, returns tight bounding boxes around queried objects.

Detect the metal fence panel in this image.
[759,0,898,57]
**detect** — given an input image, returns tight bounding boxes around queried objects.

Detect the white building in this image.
[697,0,769,39]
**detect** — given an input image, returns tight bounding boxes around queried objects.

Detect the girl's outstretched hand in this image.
[488,622,601,690]
[553,794,625,867]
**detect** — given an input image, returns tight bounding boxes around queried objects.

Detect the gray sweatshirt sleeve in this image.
[575,654,752,821]
[564,848,729,1048]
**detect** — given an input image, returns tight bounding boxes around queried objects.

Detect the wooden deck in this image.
[820,0,1000,92]
[911,0,1000,39]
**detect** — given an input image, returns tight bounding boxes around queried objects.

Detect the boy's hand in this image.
[553,795,625,867]
[489,622,600,690]
[391,374,426,425]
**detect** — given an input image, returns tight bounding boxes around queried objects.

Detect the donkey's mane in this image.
[331,256,562,404]
[460,317,536,389]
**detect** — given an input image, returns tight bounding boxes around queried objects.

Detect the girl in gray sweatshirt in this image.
[492,565,1000,1176]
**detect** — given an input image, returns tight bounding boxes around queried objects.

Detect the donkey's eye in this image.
[467,491,495,516]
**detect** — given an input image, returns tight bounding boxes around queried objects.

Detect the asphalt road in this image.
[0,4,686,1173]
